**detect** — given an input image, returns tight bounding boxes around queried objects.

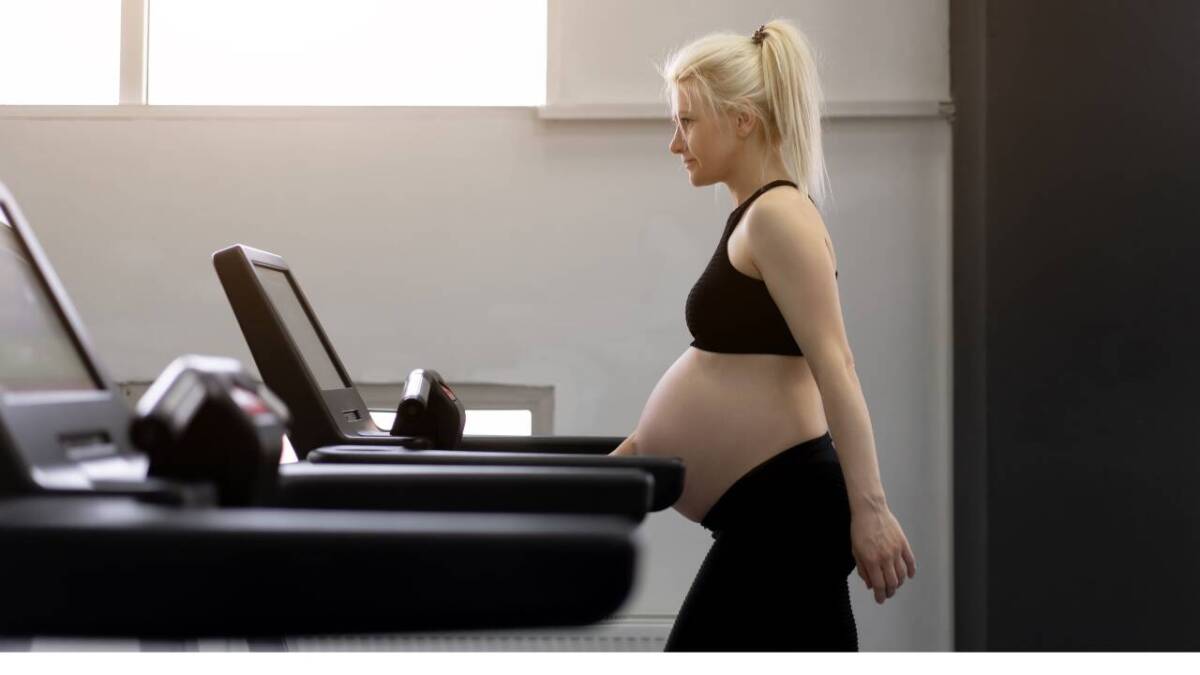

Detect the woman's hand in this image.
[850,507,916,604]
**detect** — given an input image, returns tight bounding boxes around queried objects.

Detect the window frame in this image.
[120,0,147,104]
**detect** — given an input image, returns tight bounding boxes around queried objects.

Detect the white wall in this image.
[0,0,952,650]
[550,0,948,105]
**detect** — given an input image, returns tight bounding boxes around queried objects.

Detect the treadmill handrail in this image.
[275,462,653,520]
[307,446,685,512]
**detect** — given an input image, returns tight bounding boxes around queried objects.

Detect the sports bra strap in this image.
[734,179,799,212]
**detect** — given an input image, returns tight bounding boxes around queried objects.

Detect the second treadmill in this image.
[212,243,685,511]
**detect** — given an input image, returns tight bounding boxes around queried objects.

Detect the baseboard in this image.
[287,616,675,652]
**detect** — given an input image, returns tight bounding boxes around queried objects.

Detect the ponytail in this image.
[758,20,830,204]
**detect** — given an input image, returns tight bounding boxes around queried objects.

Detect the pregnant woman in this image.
[610,20,917,651]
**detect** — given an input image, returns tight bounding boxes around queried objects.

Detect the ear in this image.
[734,109,758,139]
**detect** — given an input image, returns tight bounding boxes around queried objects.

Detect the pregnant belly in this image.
[634,348,830,522]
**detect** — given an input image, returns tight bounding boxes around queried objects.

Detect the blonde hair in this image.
[660,19,830,205]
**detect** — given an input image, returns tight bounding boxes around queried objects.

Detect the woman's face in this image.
[669,85,737,187]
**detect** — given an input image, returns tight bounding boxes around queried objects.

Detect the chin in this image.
[687,171,718,187]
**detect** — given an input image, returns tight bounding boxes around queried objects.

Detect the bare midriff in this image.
[633,346,830,522]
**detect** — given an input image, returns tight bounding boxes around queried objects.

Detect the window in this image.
[0,0,122,104]
[281,410,532,462]
[368,409,533,436]
[120,382,545,465]
[147,0,546,105]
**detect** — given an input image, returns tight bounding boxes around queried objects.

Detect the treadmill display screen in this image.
[253,264,349,390]
[0,207,100,392]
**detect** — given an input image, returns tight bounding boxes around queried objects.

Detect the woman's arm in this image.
[746,196,915,604]
[744,198,887,509]
[808,359,886,513]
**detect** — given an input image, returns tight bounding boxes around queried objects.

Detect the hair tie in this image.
[752,25,767,45]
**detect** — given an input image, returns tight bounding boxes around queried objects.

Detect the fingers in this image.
[868,565,887,604]
[857,543,918,602]
[891,557,904,592]
[863,553,910,604]
[890,557,906,593]
[855,530,917,603]
[855,557,871,589]
[882,561,900,599]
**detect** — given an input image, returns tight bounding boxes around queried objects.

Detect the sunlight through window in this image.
[282,409,533,461]
[147,0,546,105]
[369,409,533,436]
[0,0,121,104]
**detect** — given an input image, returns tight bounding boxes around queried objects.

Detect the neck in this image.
[722,148,793,207]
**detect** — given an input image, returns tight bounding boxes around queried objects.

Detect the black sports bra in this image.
[684,180,837,356]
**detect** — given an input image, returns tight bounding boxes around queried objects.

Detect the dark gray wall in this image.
[953,0,1200,650]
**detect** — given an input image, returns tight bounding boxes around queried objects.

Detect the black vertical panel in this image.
[956,0,1200,650]
[950,0,990,652]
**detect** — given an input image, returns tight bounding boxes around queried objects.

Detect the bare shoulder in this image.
[744,187,836,269]
[745,186,824,231]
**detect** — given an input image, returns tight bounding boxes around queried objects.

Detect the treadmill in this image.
[212,244,684,511]
[0,181,638,637]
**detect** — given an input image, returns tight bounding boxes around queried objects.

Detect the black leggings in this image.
[664,432,859,652]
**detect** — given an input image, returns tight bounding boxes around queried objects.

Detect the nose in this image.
[669,125,685,155]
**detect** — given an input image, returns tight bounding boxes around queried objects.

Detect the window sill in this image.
[0,100,954,121]
[536,100,954,120]
[0,105,542,121]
